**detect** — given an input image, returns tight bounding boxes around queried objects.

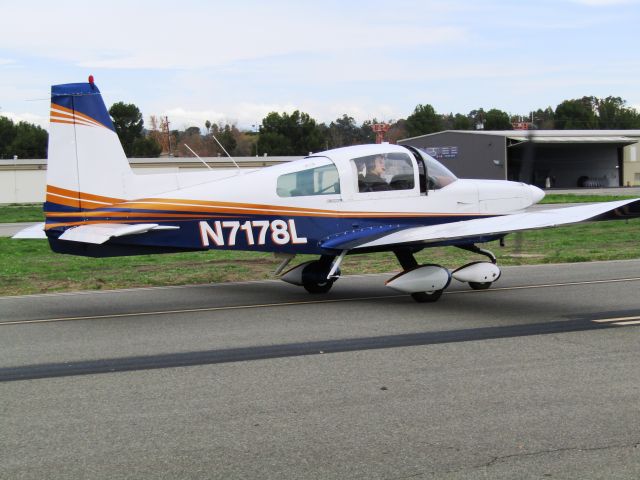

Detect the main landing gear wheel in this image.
[469,281,492,290]
[392,250,450,303]
[454,245,501,292]
[410,290,444,303]
[302,259,337,294]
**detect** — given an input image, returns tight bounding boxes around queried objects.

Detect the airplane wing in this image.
[321,199,640,251]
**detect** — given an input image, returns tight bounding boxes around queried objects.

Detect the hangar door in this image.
[506,136,634,188]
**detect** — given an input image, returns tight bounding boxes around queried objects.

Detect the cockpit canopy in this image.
[414,148,458,190]
[274,144,458,199]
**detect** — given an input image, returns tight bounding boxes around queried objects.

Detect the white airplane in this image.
[14,79,640,302]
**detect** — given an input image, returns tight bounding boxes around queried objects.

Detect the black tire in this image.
[302,261,336,294]
[303,280,334,294]
[469,281,492,290]
[410,290,443,303]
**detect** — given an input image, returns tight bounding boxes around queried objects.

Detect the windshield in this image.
[416,148,457,189]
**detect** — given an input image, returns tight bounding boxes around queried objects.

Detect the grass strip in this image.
[0,204,44,223]
[539,193,638,204]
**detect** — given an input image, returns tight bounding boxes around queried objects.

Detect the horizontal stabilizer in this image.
[58,223,178,244]
[12,223,47,239]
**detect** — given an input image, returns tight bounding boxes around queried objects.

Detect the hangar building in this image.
[399,130,640,188]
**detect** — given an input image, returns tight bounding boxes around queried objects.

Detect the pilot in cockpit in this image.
[361,155,391,191]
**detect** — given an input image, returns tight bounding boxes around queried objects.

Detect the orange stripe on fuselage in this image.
[46,185,124,207]
[45,211,238,219]
[44,185,488,221]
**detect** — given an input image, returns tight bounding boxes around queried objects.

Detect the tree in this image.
[386,119,408,144]
[234,130,258,156]
[0,117,48,159]
[484,109,512,130]
[131,137,162,157]
[175,125,207,157]
[360,120,377,144]
[109,102,144,156]
[452,113,472,130]
[148,115,172,155]
[532,107,555,129]
[185,126,201,137]
[405,104,443,137]
[468,109,487,130]
[0,116,17,158]
[217,124,237,154]
[597,96,640,129]
[327,114,366,148]
[259,111,325,155]
[554,96,598,129]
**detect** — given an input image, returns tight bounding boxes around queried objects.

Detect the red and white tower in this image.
[372,123,390,144]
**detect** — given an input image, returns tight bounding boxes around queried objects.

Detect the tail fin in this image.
[46,80,131,214]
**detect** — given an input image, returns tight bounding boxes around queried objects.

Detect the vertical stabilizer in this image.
[47,80,131,213]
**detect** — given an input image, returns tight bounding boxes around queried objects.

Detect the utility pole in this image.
[163,116,173,157]
[252,123,259,157]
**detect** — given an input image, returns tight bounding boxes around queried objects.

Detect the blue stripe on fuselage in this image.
[45,214,493,257]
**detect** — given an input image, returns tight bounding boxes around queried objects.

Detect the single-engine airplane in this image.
[14,79,640,302]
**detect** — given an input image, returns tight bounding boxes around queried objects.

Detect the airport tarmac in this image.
[0,222,39,237]
[1,260,640,479]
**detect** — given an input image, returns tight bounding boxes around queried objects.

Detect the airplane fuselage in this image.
[44,145,543,257]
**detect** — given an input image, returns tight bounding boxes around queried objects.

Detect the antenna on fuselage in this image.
[184,144,213,170]
[210,132,240,170]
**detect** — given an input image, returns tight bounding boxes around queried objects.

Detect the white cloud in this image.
[160,102,298,130]
[2,0,639,131]
[1,3,468,70]
[0,111,48,129]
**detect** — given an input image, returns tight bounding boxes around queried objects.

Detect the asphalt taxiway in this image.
[1,260,640,479]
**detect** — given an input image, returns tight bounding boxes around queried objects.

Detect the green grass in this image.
[3,218,640,296]
[539,193,638,204]
[0,203,44,223]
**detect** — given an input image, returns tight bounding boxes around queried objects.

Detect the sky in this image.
[1,0,639,131]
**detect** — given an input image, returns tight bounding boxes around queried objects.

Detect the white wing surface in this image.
[354,199,640,250]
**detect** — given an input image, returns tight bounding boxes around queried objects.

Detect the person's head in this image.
[371,155,385,176]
